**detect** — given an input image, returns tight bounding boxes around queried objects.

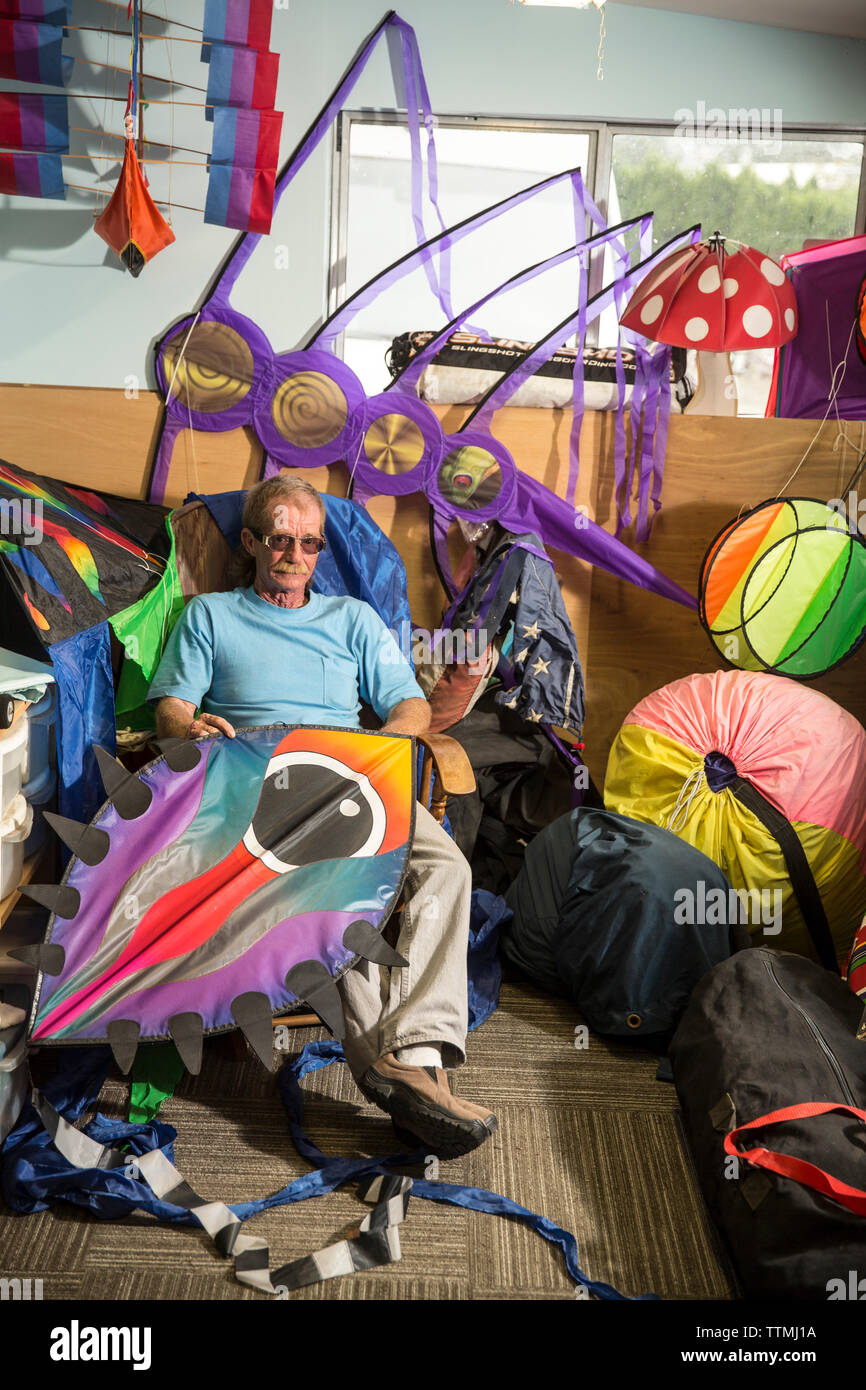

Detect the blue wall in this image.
[0,0,863,387]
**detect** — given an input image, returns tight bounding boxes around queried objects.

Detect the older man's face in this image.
[241,497,324,604]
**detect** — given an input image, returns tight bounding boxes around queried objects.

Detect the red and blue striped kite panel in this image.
[0,91,68,151]
[205,106,283,233]
[0,149,64,196]
[0,17,71,84]
[204,43,278,121]
[202,0,272,52]
[0,0,67,20]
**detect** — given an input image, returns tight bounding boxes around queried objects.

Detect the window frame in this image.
[330,110,866,362]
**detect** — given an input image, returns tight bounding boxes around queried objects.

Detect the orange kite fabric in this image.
[94,139,174,276]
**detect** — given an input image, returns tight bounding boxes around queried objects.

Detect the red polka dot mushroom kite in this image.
[619,232,798,350]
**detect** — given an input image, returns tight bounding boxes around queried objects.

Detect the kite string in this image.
[163,311,201,406]
[667,765,705,834]
[159,0,176,221]
[161,310,203,495]
[838,443,866,504]
[820,295,863,466]
[344,431,367,490]
[774,309,859,498]
[92,0,201,33]
[184,384,201,497]
[94,21,116,215]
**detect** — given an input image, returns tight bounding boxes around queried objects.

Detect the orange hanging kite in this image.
[94,136,175,277]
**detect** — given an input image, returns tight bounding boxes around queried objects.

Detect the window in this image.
[333,117,595,394]
[609,130,866,414]
[334,115,866,415]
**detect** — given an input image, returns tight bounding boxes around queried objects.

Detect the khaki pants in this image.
[338,803,472,1079]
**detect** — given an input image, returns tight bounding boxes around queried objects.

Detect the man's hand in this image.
[186,712,236,740]
[155,696,236,741]
[379,697,431,738]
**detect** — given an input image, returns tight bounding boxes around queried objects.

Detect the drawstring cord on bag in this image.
[667,764,705,834]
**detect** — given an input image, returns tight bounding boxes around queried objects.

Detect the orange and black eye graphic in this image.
[242,750,386,871]
[271,371,349,449]
[363,412,426,474]
[161,321,255,413]
[857,273,866,367]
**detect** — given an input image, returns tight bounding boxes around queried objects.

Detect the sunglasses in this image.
[250,530,326,555]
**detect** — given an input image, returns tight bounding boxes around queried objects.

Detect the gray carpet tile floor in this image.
[0,980,738,1301]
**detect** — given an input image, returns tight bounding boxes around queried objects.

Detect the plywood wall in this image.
[2,382,865,784]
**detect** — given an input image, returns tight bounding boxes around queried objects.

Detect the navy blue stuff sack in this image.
[501,807,745,1044]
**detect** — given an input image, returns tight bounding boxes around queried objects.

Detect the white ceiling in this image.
[610,0,866,40]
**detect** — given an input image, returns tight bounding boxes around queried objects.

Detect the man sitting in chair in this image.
[149,476,497,1159]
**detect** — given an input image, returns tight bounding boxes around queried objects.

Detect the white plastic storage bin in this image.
[0,795,33,899]
[21,761,57,860]
[0,982,31,1144]
[0,714,29,822]
[23,684,56,785]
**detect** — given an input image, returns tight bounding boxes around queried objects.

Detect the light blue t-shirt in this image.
[148,587,423,729]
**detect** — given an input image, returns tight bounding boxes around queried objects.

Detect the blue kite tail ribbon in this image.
[275,1038,657,1301]
[1,896,656,1299]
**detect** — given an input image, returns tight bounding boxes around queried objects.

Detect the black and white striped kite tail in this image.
[270,1175,412,1293]
[31,1089,411,1295]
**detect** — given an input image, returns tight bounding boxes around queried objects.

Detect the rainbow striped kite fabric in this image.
[0,459,167,643]
[699,498,866,679]
[846,917,866,1005]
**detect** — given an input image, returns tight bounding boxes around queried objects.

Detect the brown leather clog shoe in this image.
[357,1052,498,1159]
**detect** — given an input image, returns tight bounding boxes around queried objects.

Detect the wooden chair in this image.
[168,498,476,1031]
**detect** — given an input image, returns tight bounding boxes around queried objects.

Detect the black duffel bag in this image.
[501,807,743,1044]
[671,947,866,1299]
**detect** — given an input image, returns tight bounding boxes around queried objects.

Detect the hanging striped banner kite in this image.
[0,0,66,22]
[202,0,273,52]
[203,42,279,121]
[0,16,71,84]
[205,106,283,233]
[0,149,64,197]
[0,91,68,151]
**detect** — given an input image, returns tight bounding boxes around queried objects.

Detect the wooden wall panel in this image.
[585,414,866,784]
[2,383,865,786]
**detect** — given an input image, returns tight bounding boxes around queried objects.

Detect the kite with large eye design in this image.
[20,726,414,1074]
[242,749,386,869]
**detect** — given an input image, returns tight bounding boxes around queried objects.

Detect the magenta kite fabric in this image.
[773,235,866,420]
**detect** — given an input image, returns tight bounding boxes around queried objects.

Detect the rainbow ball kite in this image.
[699,497,866,679]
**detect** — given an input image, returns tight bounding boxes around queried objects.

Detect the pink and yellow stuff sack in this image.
[605,669,866,967]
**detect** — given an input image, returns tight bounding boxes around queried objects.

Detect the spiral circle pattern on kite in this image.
[161,322,255,414]
[363,413,426,474]
[270,371,349,449]
[699,497,866,679]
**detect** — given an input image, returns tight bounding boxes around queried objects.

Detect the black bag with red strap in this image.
[670,947,866,1299]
